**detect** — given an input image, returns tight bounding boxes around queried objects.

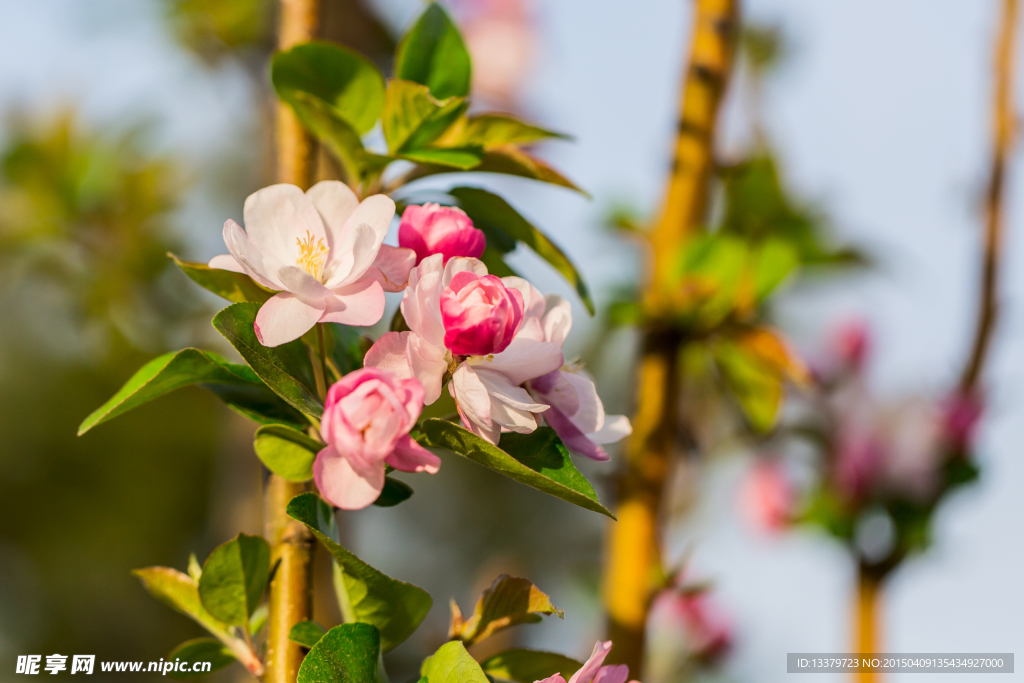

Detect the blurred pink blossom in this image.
[648,586,733,666]
[535,640,639,683]
[738,460,794,532]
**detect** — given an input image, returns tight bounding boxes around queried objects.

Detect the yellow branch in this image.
[264,3,319,683]
[961,0,1018,391]
[854,569,882,683]
[602,0,738,673]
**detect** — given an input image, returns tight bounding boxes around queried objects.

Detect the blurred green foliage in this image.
[0,112,225,667]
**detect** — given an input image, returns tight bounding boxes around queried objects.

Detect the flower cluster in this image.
[211,186,631,509]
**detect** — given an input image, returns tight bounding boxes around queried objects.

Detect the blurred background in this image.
[0,1,1022,682]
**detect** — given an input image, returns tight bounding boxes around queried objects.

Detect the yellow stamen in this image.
[295,230,328,280]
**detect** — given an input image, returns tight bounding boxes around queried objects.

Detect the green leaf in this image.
[406,148,586,194]
[480,650,583,683]
[382,80,468,154]
[283,90,382,187]
[418,421,614,519]
[131,567,255,669]
[79,348,268,435]
[752,238,798,301]
[421,642,489,683]
[712,340,782,433]
[273,41,386,135]
[198,533,271,626]
[395,3,471,99]
[451,575,563,646]
[167,639,236,680]
[401,146,482,169]
[290,620,329,649]
[328,324,372,375]
[372,477,413,507]
[204,383,308,429]
[457,115,570,147]
[253,424,323,482]
[170,254,273,304]
[249,603,269,636]
[297,623,386,683]
[451,187,593,314]
[287,493,432,651]
[213,302,324,419]
[479,246,519,278]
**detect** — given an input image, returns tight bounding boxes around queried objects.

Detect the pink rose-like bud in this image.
[440,271,524,356]
[314,368,440,510]
[398,203,486,264]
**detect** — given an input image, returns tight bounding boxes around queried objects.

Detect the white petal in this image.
[587,414,633,444]
[408,334,448,405]
[475,338,564,385]
[277,265,332,299]
[223,219,283,289]
[363,331,414,379]
[475,368,550,412]
[208,253,245,273]
[319,279,386,327]
[489,400,538,433]
[542,295,572,347]
[401,254,446,348]
[365,245,416,292]
[563,370,605,434]
[243,184,326,264]
[326,194,395,286]
[451,364,493,429]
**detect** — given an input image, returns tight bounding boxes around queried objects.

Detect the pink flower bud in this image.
[398,203,486,264]
[941,391,983,448]
[738,461,794,532]
[440,271,524,356]
[314,367,440,510]
[831,319,870,370]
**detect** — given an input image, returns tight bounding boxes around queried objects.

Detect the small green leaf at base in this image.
[213,302,323,419]
[167,639,236,679]
[254,424,323,482]
[421,642,489,683]
[171,254,273,304]
[287,493,432,651]
[373,477,414,507]
[417,420,614,519]
[298,623,386,683]
[480,650,583,683]
[290,620,330,649]
[198,533,271,627]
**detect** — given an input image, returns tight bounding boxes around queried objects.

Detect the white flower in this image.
[209,181,415,347]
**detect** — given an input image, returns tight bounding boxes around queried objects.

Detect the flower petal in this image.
[451,364,493,433]
[254,291,326,347]
[224,218,284,289]
[386,435,441,473]
[441,255,488,289]
[208,253,245,273]
[408,334,448,405]
[328,194,395,286]
[319,279,386,327]
[243,183,326,262]
[475,368,549,412]
[402,254,446,348]
[588,414,632,445]
[562,371,605,434]
[542,404,610,461]
[474,338,564,385]
[488,399,538,433]
[542,294,573,347]
[313,446,386,511]
[365,245,416,292]
[592,665,629,683]
[568,641,614,683]
[306,181,359,272]
[363,331,414,379]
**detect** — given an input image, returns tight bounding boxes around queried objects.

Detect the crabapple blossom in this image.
[536,640,638,683]
[440,271,524,355]
[209,181,415,347]
[364,254,563,444]
[737,460,794,532]
[313,368,440,510]
[512,280,632,460]
[398,203,485,264]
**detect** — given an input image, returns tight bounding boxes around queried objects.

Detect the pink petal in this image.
[542,404,610,461]
[562,371,604,433]
[366,245,416,292]
[587,414,632,444]
[332,195,395,285]
[537,676,568,683]
[313,446,386,511]
[484,338,564,385]
[208,253,245,273]
[568,642,613,683]
[254,291,326,347]
[542,295,573,347]
[408,334,448,405]
[441,255,488,289]
[277,264,332,299]
[319,279,386,327]
[592,665,629,683]
[363,332,414,379]
[402,254,446,348]
[223,219,284,290]
[385,435,441,473]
